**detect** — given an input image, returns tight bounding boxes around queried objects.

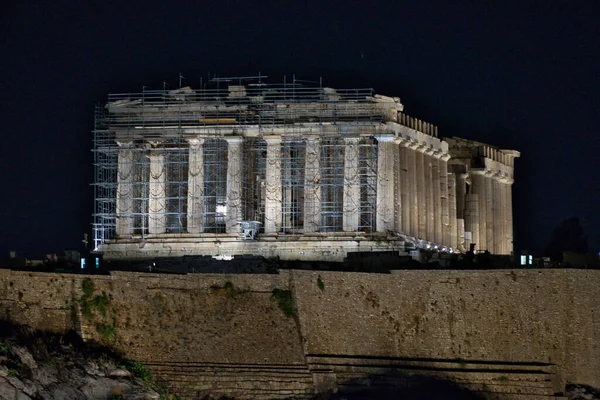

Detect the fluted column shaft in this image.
[375,135,395,232]
[264,136,283,233]
[303,137,321,233]
[415,148,426,238]
[115,141,134,237]
[440,156,451,247]
[470,172,486,251]
[343,137,361,232]
[148,149,166,234]
[492,176,503,254]
[187,138,205,234]
[424,150,435,241]
[464,193,479,250]
[485,172,494,252]
[505,179,514,255]
[400,145,411,235]
[225,136,243,233]
[431,154,441,243]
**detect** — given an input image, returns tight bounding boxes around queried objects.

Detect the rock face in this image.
[0,322,163,400]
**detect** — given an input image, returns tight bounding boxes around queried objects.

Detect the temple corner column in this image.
[115,140,135,237]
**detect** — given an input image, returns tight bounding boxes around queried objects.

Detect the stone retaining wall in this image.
[0,268,597,399]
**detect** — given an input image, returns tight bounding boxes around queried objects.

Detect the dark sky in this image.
[1,0,598,258]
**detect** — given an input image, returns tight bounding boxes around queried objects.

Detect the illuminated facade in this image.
[93,78,518,261]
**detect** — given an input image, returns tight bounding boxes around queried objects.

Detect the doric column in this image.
[485,171,494,252]
[407,143,419,238]
[263,136,283,233]
[492,175,503,255]
[303,137,321,233]
[187,138,205,234]
[115,141,134,237]
[375,135,395,233]
[400,144,411,235]
[447,172,457,248]
[464,193,479,250]
[424,149,435,241]
[470,171,486,251]
[431,153,442,244]
[456,173,467,219]
[439,155,451,247]
[394,140,402,233]
[415,147,426,238]
[505,178,515,255]
[225,136,243,233]
[343,137,361,232]
[148,145,166,234]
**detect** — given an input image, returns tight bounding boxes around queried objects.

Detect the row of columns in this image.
[114,136,367,237]
[462,170,514,255]
[114,136,514,255]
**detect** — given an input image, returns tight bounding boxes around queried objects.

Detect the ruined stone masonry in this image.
[93,80,519,261]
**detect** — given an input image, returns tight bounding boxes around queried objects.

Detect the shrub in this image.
[317,276,325,291]
[95,324,116,340]
[272,289,295,318]
[130,361,152,382]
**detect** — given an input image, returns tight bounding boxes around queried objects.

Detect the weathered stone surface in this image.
[0,269,598,399]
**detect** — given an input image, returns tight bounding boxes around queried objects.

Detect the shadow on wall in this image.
[311,372,484,400]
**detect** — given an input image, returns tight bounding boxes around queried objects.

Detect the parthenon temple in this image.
[93,78,519,261]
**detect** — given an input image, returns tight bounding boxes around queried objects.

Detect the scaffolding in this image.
[92,77,391,250]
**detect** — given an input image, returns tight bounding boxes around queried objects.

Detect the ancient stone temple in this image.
[92,78,518,261]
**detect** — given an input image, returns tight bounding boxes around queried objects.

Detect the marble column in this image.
[431,154,442,244]
[415,147,426,238]
[470,171,486,251]
[424,150,435,241]
[303,137,321,233]
[264,136,283,233]
[375,135,395,233]
[394,140,402,233]
[343,137,361,232]
[464,193,479,250]
[225,136,243,233]
[400,144,411,235]
[485,171,494,252]
[115,141,134,237]
[148,146,166,234]
[456,173,467,219]
[505,178,515,255]
[440,156,452,247]
[492,175,503,254]
[187,138,205,234]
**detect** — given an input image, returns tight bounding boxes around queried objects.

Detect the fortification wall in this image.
[292,269,599,388]
[0,268,598,398]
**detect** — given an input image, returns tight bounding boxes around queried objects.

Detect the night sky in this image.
[1,1,598,259]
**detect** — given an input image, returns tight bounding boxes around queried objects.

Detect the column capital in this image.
[393,136,410,146]
[406,140,420,150]
[188,138,205,148]
[373,134,395,143]
[263,135,282,144]
[424,147,435,156]
[343,136,360,143]
[223,135,244,144]
[146,140,162,149]
[469,169,486,176]
[440,153,451,162]
[115,140,133,147]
